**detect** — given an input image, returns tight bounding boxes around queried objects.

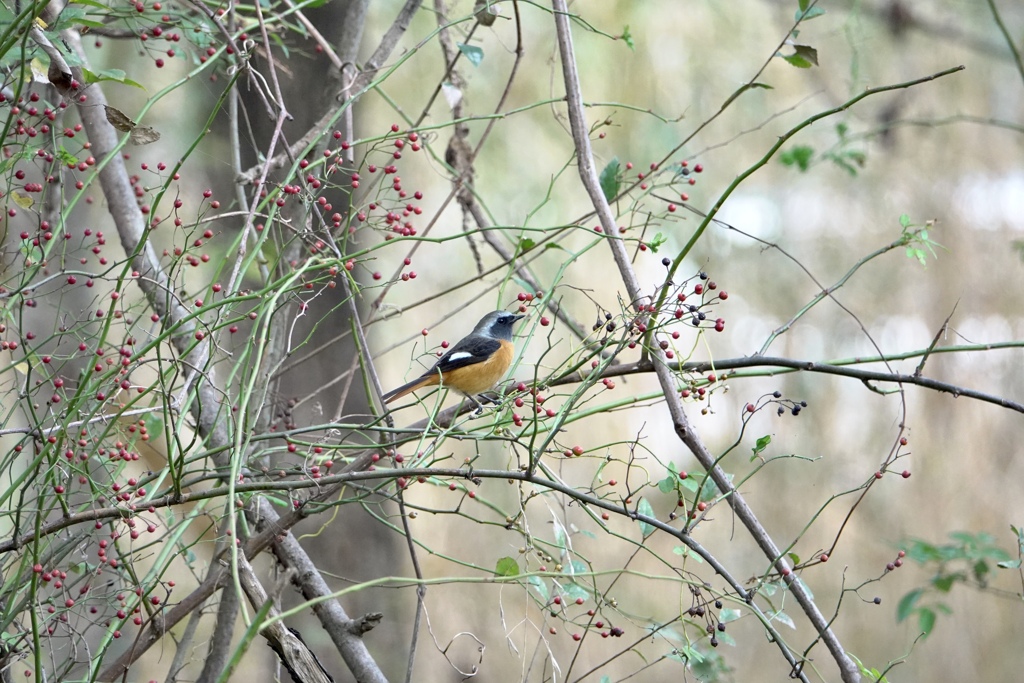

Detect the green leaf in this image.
[672,545,703,563]
[144,413,164,436]
[849,654,889,683]
[998,559,1022,569]
[698,474,721,502]
[56,147,79,166]
[719,607,741,623]
[772,610,795,629]
[637,497,655,537]
[918,607,936,636]
[658,475,676,494]
[670,644,704,665]
[896,588,922,621]
[517,237,536,254]
[779,145,814,171]
[73,18,108,29]
[782,54,813,69]
[798,0,810,10]
[715,631,737,646]
[903,539,939,562]
[553,521,567,549]
[906,246,927,266]
[621,25,634,50]
[528,575,549,601]
[599,157,620,202]
[51,7,93,30]
[647,232,667,253]
[752,434,771,458]
[787,552,801,566]
[828,155,859,177]
[563,582,590,601]
[494,556,519,577]
[899,213,912,228]
[780,45,818,69]
[795,6,825,21]
[456,43,484,67]
[932,573,961,592]
[81,67,145,89]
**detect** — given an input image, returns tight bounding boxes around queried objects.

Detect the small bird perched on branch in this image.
[382,310,525,409]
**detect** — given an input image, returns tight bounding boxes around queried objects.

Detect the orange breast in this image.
[442,340,514,395]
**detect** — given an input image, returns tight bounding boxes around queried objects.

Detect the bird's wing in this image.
[432,336,501,372]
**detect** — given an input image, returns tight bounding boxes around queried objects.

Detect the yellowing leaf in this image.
[11,191,34,209]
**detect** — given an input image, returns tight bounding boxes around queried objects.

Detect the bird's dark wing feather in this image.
[431,336,501,373]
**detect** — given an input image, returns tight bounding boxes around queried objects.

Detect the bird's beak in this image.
[513,314,526,322]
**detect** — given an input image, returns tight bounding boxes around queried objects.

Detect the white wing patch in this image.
[446,351,473,361]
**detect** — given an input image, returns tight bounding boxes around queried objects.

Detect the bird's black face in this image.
[496,313,523,327]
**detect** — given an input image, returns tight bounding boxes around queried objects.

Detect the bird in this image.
[381,310,525,409]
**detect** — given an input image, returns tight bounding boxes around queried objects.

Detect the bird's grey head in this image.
[475,310,525,340]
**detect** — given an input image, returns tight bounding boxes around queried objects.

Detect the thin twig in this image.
[985,0,1024,88]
